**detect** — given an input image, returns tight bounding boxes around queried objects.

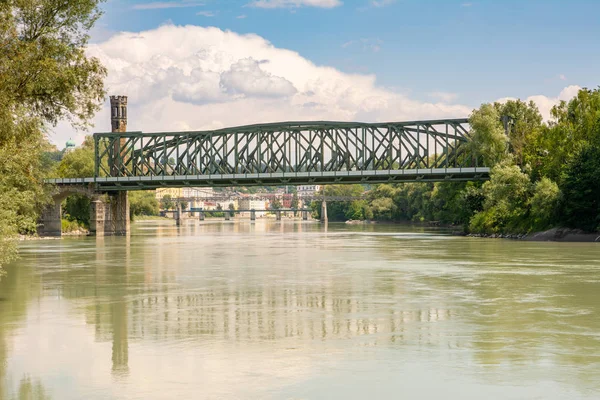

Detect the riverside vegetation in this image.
[1,1,599,275]
[313,91,600,236]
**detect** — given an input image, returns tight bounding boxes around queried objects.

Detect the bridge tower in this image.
[111,95,128,133]
[89,95,130,235]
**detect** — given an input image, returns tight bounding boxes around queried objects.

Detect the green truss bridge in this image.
[47,118,490,191]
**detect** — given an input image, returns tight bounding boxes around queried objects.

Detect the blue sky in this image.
[96,0,599,106]
[53,0,596,146]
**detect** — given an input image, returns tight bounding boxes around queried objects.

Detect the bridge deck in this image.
[46,167,490,190]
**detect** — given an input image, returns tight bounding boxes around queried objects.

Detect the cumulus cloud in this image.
[55,24,472,145]
[220,58,297,98]
[247,0,342,9]
[52,25,582,147]
[496,85,581,121]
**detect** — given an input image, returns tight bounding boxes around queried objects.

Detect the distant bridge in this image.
[164,195,365,202]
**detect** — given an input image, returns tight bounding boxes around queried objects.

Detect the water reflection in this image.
[1,221,599,399]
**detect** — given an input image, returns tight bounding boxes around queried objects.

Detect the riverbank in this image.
[345,220,600,242]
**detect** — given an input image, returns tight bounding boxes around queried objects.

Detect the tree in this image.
[0,0,106,273]
[494,99,543,168]
[160,195,175,211]
[470,160,532,234]
[130,191,159,220]
[529,177,561,231]
[560,144,600,232]
[291,192,299,216]
[270,198,282,210]
[57,136,95,178]
[468,103,508,167]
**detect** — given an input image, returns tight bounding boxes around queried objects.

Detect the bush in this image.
[61,219,82,233]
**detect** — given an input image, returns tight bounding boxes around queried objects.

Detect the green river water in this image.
[1,220,599,399]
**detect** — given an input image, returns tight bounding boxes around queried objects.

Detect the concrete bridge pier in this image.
[39,189,129,237]
[250,209,256,221]
[175,203,182,227]
[320,201,328,224]
[38,201,62,236]
[199,212,205,221]
[302,210,308,221]
[224,212,231,221]
[90,192,130,236]
[275,210,281,221]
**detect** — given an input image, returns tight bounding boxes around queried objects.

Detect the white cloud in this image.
[247,0,342,9]
[236,14,248,18]
[496,85,581,121]
[370,0,395,7]
[70,25,470,147]
[54,25,574,147]
[196,10,216,16]
[220,58,297,98]
[428,92,458,103]
[461,2,472,7]
[132,1,204,10]
[559,74,566,81]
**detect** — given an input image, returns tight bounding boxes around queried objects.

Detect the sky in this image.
[52,0,600,146]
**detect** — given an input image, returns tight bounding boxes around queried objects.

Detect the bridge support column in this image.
[320,201,328,224]
[106,192,130,235]
[89,199,105,236]
[175,203,182,227]
[250,209,256,221]
[199,212,205,221]
[38,200,62,237]
[225,212,230,221]
[275,210,281,221]
[302,210,308,221]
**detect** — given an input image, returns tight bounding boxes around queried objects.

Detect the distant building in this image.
[64,138,76,153]
[297,185,321,196]
[238,198,267,217]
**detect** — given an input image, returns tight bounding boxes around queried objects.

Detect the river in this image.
[1,220,599,399]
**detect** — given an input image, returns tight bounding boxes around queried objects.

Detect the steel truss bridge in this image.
[47,118,490,190]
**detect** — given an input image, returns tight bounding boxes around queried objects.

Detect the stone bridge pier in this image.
[37,186,129,237]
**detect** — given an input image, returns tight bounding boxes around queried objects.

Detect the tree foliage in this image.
[0,0,106,273]
[560,144,600,232]
[359,91,600,235]
[130,191,159,219]
[57,136,95,178]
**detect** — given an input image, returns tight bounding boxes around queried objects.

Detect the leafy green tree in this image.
[130,191,159,220]
[560,144,600,232]
[312,185,366,221]
[529,177,561,231]
[468,103,508,167]
[270,198,282,210]
[470,160,532,234]
[160,195,175,211]
[494,99,543,168]
[291,192,299,216]
[57,136,94,178]
[0,0,106,272]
